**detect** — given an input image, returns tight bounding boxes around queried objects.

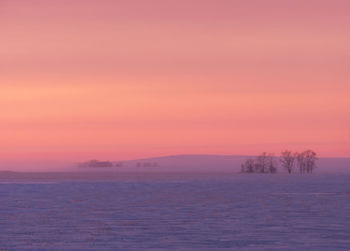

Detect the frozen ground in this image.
[0,173,349,250]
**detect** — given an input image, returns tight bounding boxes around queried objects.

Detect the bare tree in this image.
[280,150,296,174]
[296,150,318,174]
[241,159,255,173]
[267,153,277,173]
[303,150,317,174]
[296,152,306,174]
[257,152,269,173]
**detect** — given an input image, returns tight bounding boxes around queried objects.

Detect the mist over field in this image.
[1,154,349,174]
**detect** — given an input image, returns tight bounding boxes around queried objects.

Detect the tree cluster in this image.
[241,152,277,173]
[280,150,317,174]
[241,150,318,174]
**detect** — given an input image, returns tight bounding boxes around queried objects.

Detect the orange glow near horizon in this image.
[1,0,350,169]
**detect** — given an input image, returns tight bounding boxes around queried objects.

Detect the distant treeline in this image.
[78,160,123,168]
[241,150,317,174]
[78,160,160,168]
[136,162,159,167]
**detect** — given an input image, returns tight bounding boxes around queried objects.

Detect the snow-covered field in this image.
[0,173,349,250]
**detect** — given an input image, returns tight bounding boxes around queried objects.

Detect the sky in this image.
[1,0,350,169]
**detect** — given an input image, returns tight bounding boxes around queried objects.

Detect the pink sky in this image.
[1,0,350,169]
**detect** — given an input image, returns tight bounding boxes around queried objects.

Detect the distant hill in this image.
[120,154,249,172]
[77,154,350,173]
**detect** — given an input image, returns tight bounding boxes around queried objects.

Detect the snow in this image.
[0,173,349,250]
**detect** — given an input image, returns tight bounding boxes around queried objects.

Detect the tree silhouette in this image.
[280,150,296,174]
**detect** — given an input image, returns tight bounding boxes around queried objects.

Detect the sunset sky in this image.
[1,0,350,169]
